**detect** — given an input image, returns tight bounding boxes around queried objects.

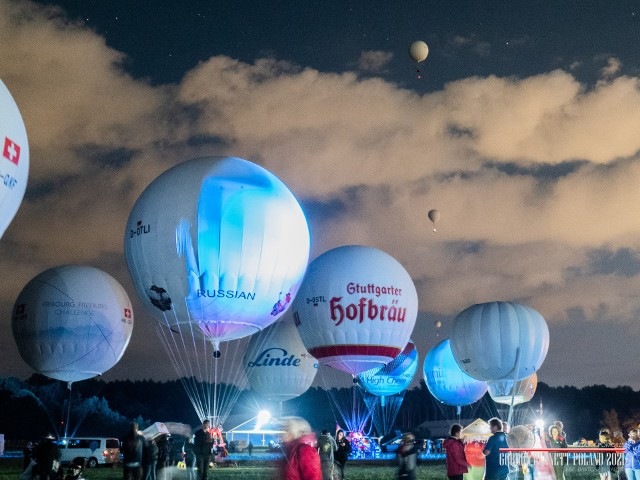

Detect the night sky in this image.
[2,0,640,388]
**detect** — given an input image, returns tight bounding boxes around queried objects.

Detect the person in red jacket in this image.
[278,417,322,480]
[443,424,470,480]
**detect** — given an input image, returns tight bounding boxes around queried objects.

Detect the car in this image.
[56,437,120,468]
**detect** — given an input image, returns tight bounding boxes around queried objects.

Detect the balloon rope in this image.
[507,347,521,427]
[64,381,73,439]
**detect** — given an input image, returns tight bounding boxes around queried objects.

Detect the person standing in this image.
[277,417,321,480]
[247,442,253,457]
[143,437,158,480]
[483,418,509,480]
[182,436,197,480]
[624,429,640,480]
[122,423,146,480]
[443,424,470,480]
[194,420,214,480]
[397,433,419,480]
[597,429,615,480]
[23,441,34,472]
[35,435,61,480]
[548,424,568,480]
[316,429,338,480]
[334,430,351,480]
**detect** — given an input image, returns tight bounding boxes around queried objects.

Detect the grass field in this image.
[0,457,607,480]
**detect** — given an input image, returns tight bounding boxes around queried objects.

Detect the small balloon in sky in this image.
[428,209,440,232]
[434,320,442,329]
[408,40,429,78]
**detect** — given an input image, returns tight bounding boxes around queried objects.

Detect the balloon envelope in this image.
[12,265,134,382]
[124,156,310,344]
[487,373,537,406]
[450,301,549,382]
[409,41,429,62]
[423,339,488,407]
[244,314,318,402]
[358,340,418,397]
[293,245,418,375]
[427,209,440,223]
[0,79,29,238]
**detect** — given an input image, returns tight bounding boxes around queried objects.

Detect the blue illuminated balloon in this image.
[423,338,488,407]
[358,340,418,397]
[450,301,549,382]
[124,156,311,345]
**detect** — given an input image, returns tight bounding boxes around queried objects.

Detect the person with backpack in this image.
[316,429,338,480]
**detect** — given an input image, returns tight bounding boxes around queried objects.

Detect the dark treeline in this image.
[1,375,639,443]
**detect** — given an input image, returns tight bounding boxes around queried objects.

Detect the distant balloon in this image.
[244,314,318,402]
[450,301,549,382]
[409,41,429,63]
[125,156,311,346]
[0,79,29,238]
[358,340,418,397]
[427,209,440,232]
[423,339,488,407]
[487,373,537,406]
[434,320,442,328]
[12,265,134,383]
[293,245,418,376]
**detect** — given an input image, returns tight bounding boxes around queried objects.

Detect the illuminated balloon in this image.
[428,209,440,232]
[408,41,429,63]
[423,339,487,407]
[434,320,442,329]
[12,266,134,383]
[488,372,537,406]
[124,156,310,346]
[293,245,418,375]
[358,340,418,397]
[244,314,318,402]
[0,79,29,238]
[450,301,549,382]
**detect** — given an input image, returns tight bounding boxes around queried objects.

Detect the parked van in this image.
[57,437,120,467]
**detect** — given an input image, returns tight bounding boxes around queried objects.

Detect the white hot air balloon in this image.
[292,245,418,376]
[450,301,549,382]
[0,79,29,238]
[124,156,310,423]
[125,156,310,349]
[12,265,134,383]
[244,314,318,402]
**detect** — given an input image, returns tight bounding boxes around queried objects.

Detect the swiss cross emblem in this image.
[3,137,20,165]
[124,308,131,319]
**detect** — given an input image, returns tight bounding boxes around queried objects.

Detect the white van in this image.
[57,437,120,467]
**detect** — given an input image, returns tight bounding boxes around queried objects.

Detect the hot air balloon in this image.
[423,338,487,408]
[409,41,429,63]
[12,265,133,383]
[359,340,418,436]
[428,209,440,232]
[244,314,318,403]
[487,373,537,406]
[358,340,418,398]
[125,156,310,348]
[450,301,549,382]
[0,79,29,238]
[124,156,310,423]
[292,245,418,376]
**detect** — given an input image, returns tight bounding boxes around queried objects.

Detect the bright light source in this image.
[255,410,271,430]
[535,419,545,430]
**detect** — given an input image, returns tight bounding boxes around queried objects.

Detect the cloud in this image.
[356,50,394,73]
[449,34,491,56]
[2,0,640,387]
[600,57,622,79]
